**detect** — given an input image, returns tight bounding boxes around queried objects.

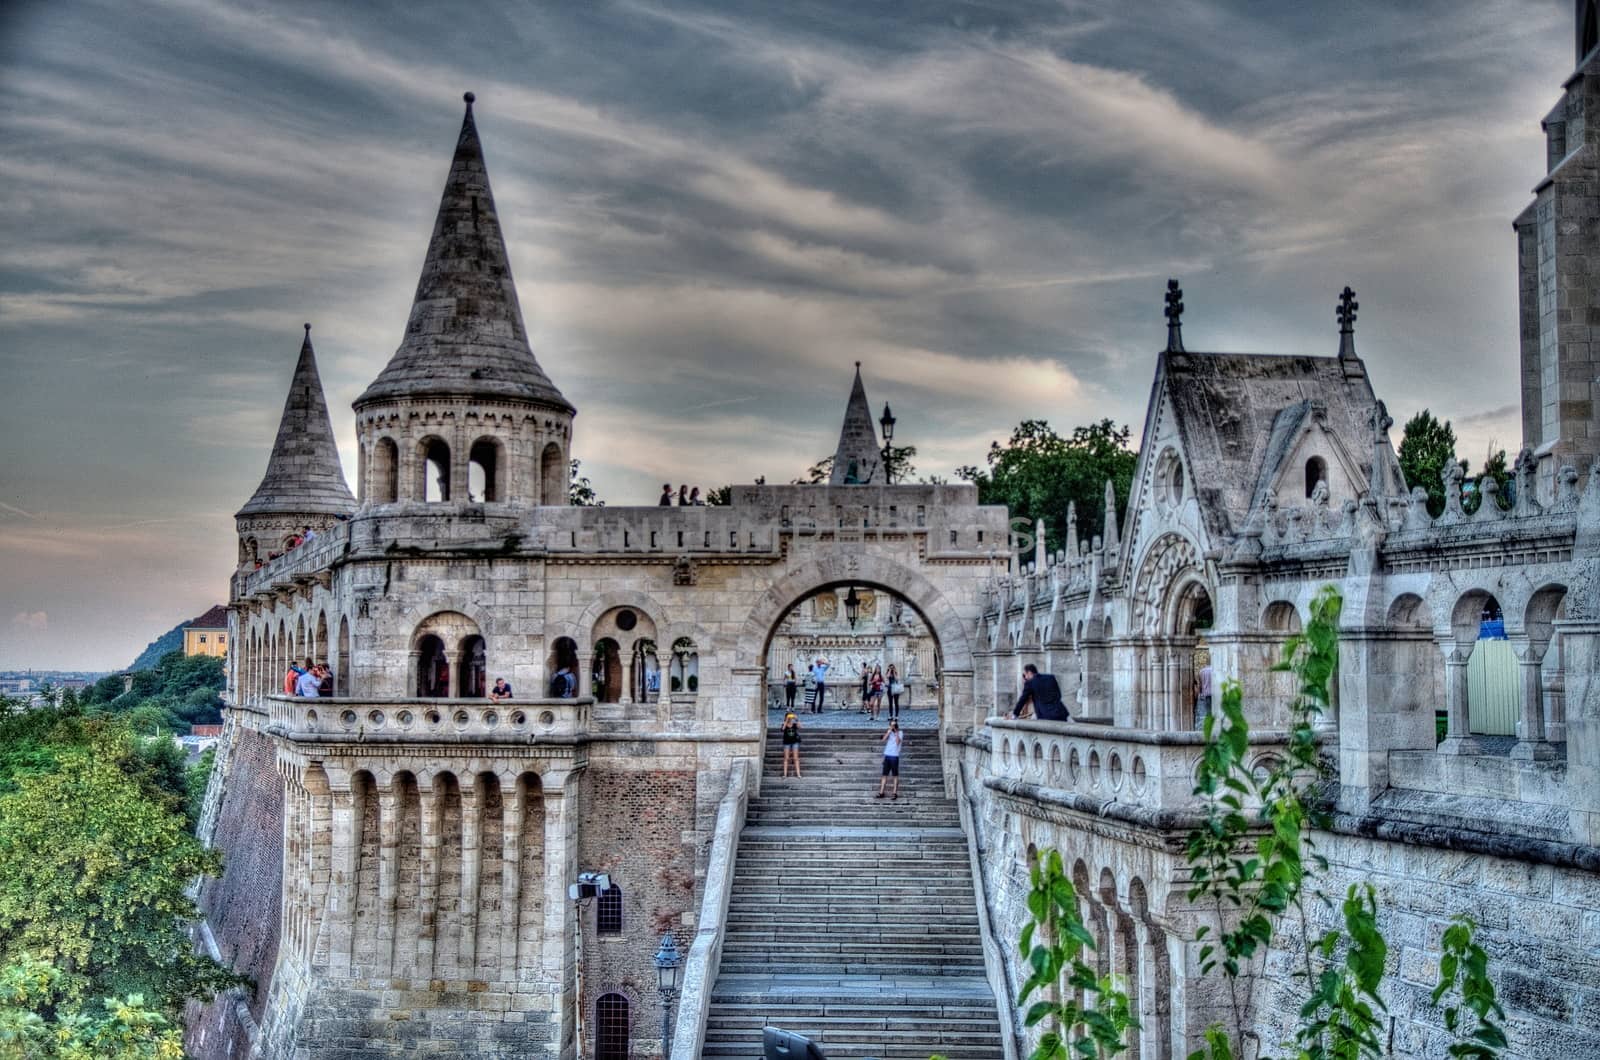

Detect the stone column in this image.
[1560,617,1600,844]
[577,653,594,698]
[1510,637,1558,760]
[460,779,482,975]
[326,781,358,977]
[1436,641,1481,755]
[378,784,401,976]
[418,777,442,978]
[501,778,524,976]
[542,769,583,1059]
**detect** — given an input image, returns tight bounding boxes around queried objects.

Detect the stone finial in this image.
[1065,501,1079,558]
[1034,518,1046,571]
[463,91,476,108]
[1337,286,1359,359]
[1474,476,1505,520]
[1102,479,1120,556]
[1513,447,1541,516]
[1558,464,1582,507]
[1164,279,1185,353]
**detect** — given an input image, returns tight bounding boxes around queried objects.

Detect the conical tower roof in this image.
[355,93,571,410]
[829,362,882,485]
[238,325,357,518]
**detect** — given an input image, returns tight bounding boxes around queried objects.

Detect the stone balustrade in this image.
[986,717,1294,814]
[263,693,592,743]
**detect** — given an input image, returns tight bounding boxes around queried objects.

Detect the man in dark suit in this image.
[1011,664,1071,721]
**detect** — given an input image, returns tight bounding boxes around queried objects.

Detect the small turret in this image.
[1102,479,1120,558]
[236,324,355,566]
[829,362,883,485]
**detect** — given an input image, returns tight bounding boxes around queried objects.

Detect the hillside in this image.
[127,620,186,671]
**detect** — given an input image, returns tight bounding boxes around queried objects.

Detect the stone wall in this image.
[186,718,284,1060]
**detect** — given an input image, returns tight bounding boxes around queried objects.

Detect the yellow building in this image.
[183,605,229,658]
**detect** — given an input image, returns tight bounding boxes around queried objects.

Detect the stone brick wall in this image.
[186,720,284,1060]
[578,756,700,1058]
[1255,831,1600,1057]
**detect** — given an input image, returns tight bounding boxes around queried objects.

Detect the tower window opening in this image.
[468,437,501,502]
[1305,456,1328,499]
[421,438,451,502]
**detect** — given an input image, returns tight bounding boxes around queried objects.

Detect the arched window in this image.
[468,437,502,503]
[459,634,487,698]
[372,438,399,504]
[592,638,622,703]
[540,443,564,506]
[417,634,449,698]
[670,637,698,694]
[596,883,623,935]
[240,537,258,566]
[336,617,350,696]
[632,638,659,702]
[1305,456,1327,499]
[594,993,629,1060]
[548,637,578,697]
[419,437,451,502]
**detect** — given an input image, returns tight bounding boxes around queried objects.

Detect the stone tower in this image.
[353,93,574,508]
[235,324,356,567]
[829,362,882,484]
[1514,1,1600,497]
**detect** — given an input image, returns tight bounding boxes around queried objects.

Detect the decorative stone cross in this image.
[1337,286,1359,332]
[1164,279,1184,353]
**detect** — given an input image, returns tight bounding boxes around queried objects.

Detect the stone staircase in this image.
[702,727,1004,1059]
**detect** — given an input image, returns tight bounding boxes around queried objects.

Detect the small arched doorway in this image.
[1167,578,1213,729]
[459,634,487,698]
[417,635,449,697]
[592,638,622,703]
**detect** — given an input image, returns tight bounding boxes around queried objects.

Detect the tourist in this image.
[317,665,333,697]
[887,664,902,720]
[549,665,576,698]
[689,486,704,506]
[488,677,513,702]
[867,666,885,721]
[659,484,673,506]
[784,664,798,712]
[677,484,689,506]
[1195,653,1214,731]
[282,662,304,695]
[781,711,803,778]
[876,719,903,800]
[302,525,317,544]
[809,655,829,712]
[1011,664,1070,721]
[295,659,321,698]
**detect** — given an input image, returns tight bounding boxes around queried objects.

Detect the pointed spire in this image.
[1034,518,1046,570]
[1102,479,1120,556]
[238,324,356,518]
[830,362,882,485]
[1337,286,1359,360]
[1065,501,1080,557]
[1164,279,1185,353]
[356,93,571,411]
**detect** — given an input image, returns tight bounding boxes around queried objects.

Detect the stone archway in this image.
[733,550,981,747]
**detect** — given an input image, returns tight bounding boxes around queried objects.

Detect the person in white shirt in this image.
[875,720,904,800]
[1195,654,1215,730]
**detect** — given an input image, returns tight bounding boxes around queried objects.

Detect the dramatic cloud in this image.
[0,0,1574,667]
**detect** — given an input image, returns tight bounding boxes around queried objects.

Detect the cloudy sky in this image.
[0,0,1574,670]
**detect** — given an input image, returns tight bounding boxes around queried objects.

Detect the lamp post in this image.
[843,585,861,630]
[653,932,682,1059]
[879,402,897,484]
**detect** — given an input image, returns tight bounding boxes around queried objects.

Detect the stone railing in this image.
[986,718,1294,814]
[670,759,751,1060]
[263,694,592,743]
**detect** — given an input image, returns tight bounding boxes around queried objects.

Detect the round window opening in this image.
[616,609,638,632]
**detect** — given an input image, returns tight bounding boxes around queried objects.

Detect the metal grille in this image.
[595,993,630,1059]
[596,884,623,935]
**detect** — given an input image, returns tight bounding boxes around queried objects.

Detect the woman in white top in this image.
[876,720,903,800]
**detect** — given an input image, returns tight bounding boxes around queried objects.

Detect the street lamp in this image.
[843,586,861,629]
[879,402,897,484]
[653,932,683,1060]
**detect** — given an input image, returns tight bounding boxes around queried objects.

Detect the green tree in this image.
[0,954,184,1060]
[1463,447,1512,514]
[955,420,1137,555]
[0,744,238,1009]
[1397,410,1463,517]
[568,459,603,507]
[794,444,919,485]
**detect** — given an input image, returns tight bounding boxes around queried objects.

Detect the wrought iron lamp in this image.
[654,932,683,1059]
[879,402,897,484]
[843,586,861,629]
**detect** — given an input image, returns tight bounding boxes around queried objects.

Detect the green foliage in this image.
[0,741,239,1011]
[1462,449,1512,515]
[1017,849,1136,1060]
[705,485,734,506]
[569,459,603,507]
[1183,585,1504,1060]
[185,748,216,829]
[0,953,184,1059]
[1396,410,1462,518]
[82,652,223,735]
[955,420,1136,555]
